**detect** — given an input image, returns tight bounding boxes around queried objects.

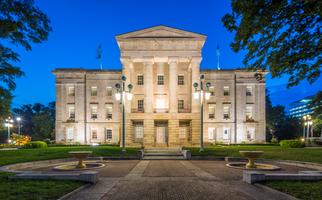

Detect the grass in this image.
[0,145,139,166]
[186,145,322,164]
[0,172,84,200]
[263,180,322,200]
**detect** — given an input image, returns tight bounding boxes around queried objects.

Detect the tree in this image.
[0,0,51,122]
[309,91,322,135]
[266,90,302,141]
[222,0,322,87]
[12,102,55,141]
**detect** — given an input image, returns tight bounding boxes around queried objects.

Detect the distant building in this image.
[289,95,314,118]
[53,25,267,146]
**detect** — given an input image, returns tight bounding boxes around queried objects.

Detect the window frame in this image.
[106,87,112,96]
[68,105,75,119]
[157,75,164,85]
[68,86,75,96]
[178,100,184,110]
[208,103,215,119]
[105,103,113,119]
[223,128,230,140]
[91,104,98,119]
[106,129,113,140]
[223,86,230,96]
[91,128,98,140]
[66,128,74,141]
[223,106,230,119]
[137,99,144,112]
[137,75,144,85]
[177,75,184,85]
[91,86,98,96]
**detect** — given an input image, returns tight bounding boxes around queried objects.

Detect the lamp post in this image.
[4,117,14,143]
[16,117,21,136]
[193,75,211,152]
[115,75,133,152]
[303,115,312,141]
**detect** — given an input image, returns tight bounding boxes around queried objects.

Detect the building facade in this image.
[53,26,267,147]
[289,95,314,118]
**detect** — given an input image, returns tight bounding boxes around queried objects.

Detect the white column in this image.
[144,59,154,113]
[191,57,201,113]
[168,58,178,113]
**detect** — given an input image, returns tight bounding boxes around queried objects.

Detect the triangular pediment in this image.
[116,25,206,40]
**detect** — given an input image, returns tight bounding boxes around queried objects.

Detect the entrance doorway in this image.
[155,122,168,145]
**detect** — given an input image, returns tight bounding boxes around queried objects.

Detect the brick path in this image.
[66,160,300,200]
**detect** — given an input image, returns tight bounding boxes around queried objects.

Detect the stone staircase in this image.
[142,147,185,160]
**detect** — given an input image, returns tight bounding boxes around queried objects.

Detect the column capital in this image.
[190,57,202,65]
[120,57,132,65]
[142,57,154,65]
[168,57,179,64]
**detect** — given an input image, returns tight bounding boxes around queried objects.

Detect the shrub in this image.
[279,140,305,148]
[24,141,48,148]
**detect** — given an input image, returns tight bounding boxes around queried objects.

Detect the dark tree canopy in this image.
[222,0,322,87]
[0,0,51,122]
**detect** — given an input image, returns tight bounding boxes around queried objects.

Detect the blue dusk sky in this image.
[11,0,322,110]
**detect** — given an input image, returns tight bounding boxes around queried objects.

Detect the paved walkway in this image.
[66,160,300,200]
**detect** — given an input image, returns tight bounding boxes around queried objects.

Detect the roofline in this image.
[52,68,122,74]
[115,25,206,39]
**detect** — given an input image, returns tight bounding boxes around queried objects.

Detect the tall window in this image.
[223,106,230,119]
[178,100,184,110]
[66,128,74,141]
[208,103,215,119]
[223,128,230,140]
[246,86,252,96]
[209,86,215,96]
[208,128,215,140]
[106,129,112,140]
[178,75,184,85]
[247,128,255,141]
[91,129,98,139]
[68,105,75,119]
[137,75,144,85]
[224,86,230,96]
[179,123,189,139]
[246,106,253,120]
[105,103,113,119]
[157,75,164,85]
[134,122,144,139]
[91,86,97,96]
[106,87,112,96]
[68,86,75,96]
[91,105,98,119]
[138,100,144,112]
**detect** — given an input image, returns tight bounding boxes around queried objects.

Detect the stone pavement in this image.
[65,160,302,200]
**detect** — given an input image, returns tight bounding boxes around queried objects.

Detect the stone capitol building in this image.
[53,26,266,147]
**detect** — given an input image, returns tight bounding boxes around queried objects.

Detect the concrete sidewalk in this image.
[65,160,299,200]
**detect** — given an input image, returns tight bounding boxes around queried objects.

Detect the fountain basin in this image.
[239,151,264,168]
[69,151,92,168]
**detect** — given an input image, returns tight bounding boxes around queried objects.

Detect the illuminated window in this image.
[178,100,184,110]
[105,103,113,119]
[224,86,230,96]
[157,75,164,85]
[68,86,75,96]
[208,103,215,119]
[223,106,230,119]
[223,128,230,140]
[134,122,144,139]
[91,105,98,119]
[91,129,98,140]
[68,105,75,119]
[246,106,253,120]
[178,75,184,85]
[91,86,97,96]
[208,128,215,140]
[66,128,74,141]
[106,129,112,140]
[138,100,144,112]
[246,86,252,96]
[106,87,112,96]
[137,75,144,85]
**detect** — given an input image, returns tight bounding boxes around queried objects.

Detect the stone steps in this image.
[143,147,184,160]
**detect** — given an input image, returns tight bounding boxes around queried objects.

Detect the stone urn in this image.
[239,151,264,168]
[69,151,92,168]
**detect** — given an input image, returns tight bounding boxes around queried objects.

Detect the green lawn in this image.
[186,145,322,164]
[0,145,139,166]
[0,172,83,200]
[263,180,322,200]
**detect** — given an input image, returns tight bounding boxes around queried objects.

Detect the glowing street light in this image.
[193,74,211,152]
[4,117,14,143]
[16,117,22,136]
[115,75,133,152]
[303,114,313,141]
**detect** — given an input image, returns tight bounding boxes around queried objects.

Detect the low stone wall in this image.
[243,171,322,184]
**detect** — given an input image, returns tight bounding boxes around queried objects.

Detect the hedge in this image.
[24,141,48,149]
[279,140,305,148]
